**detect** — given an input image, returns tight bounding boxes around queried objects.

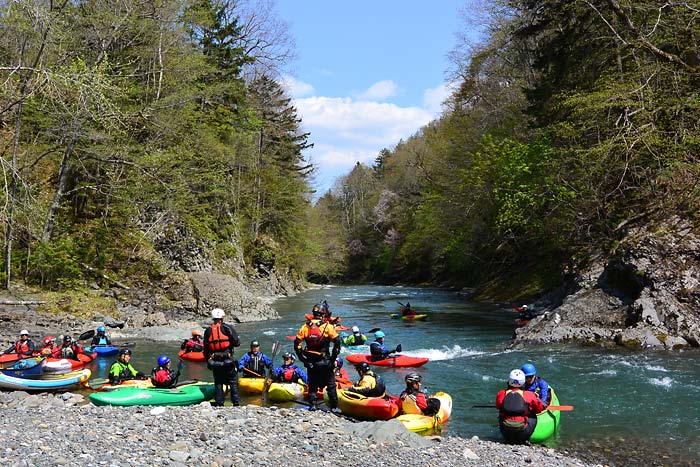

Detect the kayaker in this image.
[342,326,367,346]
[58,335,84,360]
[90,326,112,346]
[151,355,180,388]
[238,340,273,378]
[399,372,441,416]
[39,336,59,357]
[401,302,417,317]
[369,331,401,361]
[180,330,204,353]
[516,305,537,321]
[333,357,350,381]
[293,305,341,413]
[272,352,308,384]
[4,330,35,357]
[521,363,551,407]
[109,348,147,385]
[203,307,241,407]
[495,369,544,444]
[346,362,386,397]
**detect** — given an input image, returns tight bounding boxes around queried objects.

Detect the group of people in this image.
[341,327,401,362]
[495,363,551,444]
[3,329,99,360]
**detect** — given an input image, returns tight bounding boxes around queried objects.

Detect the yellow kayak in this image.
[267,382,306,402]
[396,392,452,433]
[101,379,154,392]
[238,377,265,394]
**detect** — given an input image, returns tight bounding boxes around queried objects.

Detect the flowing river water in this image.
[85,285,699,467]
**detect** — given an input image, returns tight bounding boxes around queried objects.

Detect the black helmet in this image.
[354,362,370,373]
[63,335,72,343]
[119,348,132,356]
[282,352,295,361]
[312,304,322,318]
[405,372,422,384]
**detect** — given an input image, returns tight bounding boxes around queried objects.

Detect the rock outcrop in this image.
[514,216,700,349]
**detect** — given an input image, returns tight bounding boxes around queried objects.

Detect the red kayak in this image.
[0,354,29,364]
[178,350,206,362]
[43,352,97,373]
[345,353,429,368]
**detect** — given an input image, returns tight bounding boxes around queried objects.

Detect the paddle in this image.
[242,367,265,378]
[367,328,381,334]
[77,330,95,341]
[285,335,296,341]
[472,404,574,411]
[261,341,282,406]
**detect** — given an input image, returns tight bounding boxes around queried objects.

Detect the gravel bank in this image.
[0,392,602,467]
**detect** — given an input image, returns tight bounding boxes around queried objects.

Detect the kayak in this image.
[390,313,428,321]
[345,353,429,368]
[89,382,215,406]
[84,345,119,356]
[101,379,154,392]
[0,368,91,391]
[238,377,265,394]
[396,392,453,433]
[306,377,354,399]
[267,382,306,402]
[327,389,400,420]
[0,356,46,377]
[178,350,206,362]
[530,388,562,443]
[0,353,30,364]
[43,352,97,373]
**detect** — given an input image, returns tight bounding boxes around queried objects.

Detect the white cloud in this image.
[359,80,398,101]
[423,82,455,116]
[280,75,315,98]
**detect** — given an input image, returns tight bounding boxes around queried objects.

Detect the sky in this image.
[274,1,469,196]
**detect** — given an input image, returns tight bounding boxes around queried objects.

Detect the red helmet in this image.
[43,336,55,345]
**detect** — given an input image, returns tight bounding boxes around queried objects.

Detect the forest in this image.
[1,1,698,301]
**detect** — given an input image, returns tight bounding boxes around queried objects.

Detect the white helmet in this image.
[508,369,526,387]
[211,308,225,319]
[20,329,29,336]
[352,326,360,333]
[522,305,528,310]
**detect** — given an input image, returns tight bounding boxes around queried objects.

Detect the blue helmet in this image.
[336,357,343,369]
[521,363,536,377]
[97,326,106,333]
[157,355,170,367]
[374,331,385,339]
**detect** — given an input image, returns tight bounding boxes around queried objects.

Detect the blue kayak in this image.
[0,368,91,390]
[0,356,46,377]
[84,345,119,356]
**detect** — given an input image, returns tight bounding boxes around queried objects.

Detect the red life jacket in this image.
[14,341,30,354]
[304,321,324,350]
[207,323,231,352]
[154,368,172,385]
[282,366,296,382]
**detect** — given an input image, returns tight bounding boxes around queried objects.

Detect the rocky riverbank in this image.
[0,391,601,467]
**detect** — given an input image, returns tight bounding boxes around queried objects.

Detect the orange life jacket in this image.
[206,323,231,352]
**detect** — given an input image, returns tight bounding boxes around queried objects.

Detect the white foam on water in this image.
[591,369,618,376]
[645,365,668,372]
[401,344,484,361]
[262,330,276,336]
[649,376,673,388]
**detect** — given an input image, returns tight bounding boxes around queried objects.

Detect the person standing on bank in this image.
[203,308,241,407]
[294,305,342,413]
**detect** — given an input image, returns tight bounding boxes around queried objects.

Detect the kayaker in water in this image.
[369,331,401,361]
[346,362,386,397]
[401,302,417,317]
[58,335,84,360]
[151,355,180,388]
[39,336,59,357]
[272,352,308,384]
[399,372,441,416]
[180,330,204,353]
[294,305,341,413]
[333,357,349,381]
[238,340,273,378]
[203,308,241,407]
[4,330,35,357]
[90,326,112,346]
[495,369,544,444]
[109,348,147,385]
[521,363,551,407]
[343,326,367,346]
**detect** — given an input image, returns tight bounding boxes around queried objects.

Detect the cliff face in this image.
[514,216,700,349]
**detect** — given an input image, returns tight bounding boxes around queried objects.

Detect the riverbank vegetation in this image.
[307,1,700,298]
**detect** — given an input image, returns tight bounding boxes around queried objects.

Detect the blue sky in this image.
[274,1,467,196]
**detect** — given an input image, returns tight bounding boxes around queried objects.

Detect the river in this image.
[86,285,699,467]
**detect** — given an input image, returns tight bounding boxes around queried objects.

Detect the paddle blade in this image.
[547,405,574,411]
[368,328,381,334]
[395,344,402,353]
[78,330,95,341]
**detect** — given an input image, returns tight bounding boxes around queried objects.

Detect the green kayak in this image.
[89,382,215,407]
[530,388,562,443]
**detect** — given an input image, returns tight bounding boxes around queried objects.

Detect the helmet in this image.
[405,372,422,384]
[20,330,29,336]
[211,308,225,319]
[521,363,536,377]
[312,305,322,318]
[336,357,343,369]
[354,362,370,373]
[43,336,54,345]
[508,369,526,387]
[157,355,170,366]
[97,326,106,333]
[282,352,295,361]
[119,348,132,356]
[191,329,203,337]
[522,305,529,310]
[63,335,72,343]
[352,326,360,334]
[374,331,385,339]
[250,340,260,348]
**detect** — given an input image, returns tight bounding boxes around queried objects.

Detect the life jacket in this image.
[500,389,529,431]
[282,366,296,382]
[60,345,75,359]
[347,334,364,345]
[96,335,108,345]
[357,371,385,397]
[244,352,265,375]
[400,388,424,415]
[304,320,325,351]
[184,339,203,352]
[14,341,30,354]
[207,322,231,353]
[152,367,174,387]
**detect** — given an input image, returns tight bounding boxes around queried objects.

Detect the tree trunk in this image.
[42,134,77,242]
[4,102,23,289]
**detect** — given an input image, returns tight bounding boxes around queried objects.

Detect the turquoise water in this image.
[85,285,699,466]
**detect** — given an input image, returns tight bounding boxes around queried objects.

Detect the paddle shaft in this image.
[472,404,574,411]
